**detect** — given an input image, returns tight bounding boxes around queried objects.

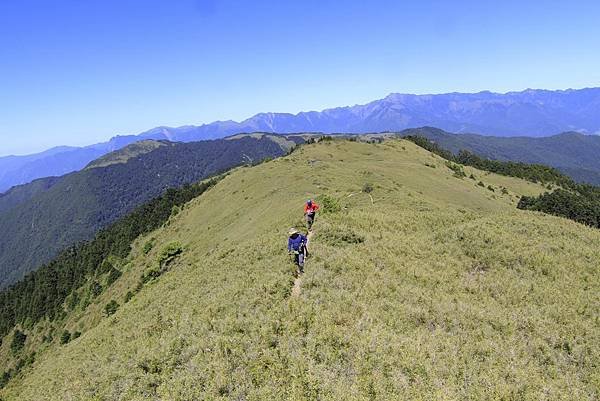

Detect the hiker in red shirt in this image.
[304,199,319,231]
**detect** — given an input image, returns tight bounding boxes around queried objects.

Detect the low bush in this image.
[157,242,184,269]
[105,267,122,287]
[60,330,71,345]
[315,194,342,214]
[445,161,466,178]
[104,300,120,317]
[321,227,365,246]
[143,238,155,254]
[10,330,26,355]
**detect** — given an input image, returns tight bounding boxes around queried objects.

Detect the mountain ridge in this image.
[3,87,600,193]
[1,138,597,399]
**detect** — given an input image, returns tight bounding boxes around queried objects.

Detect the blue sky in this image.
[1,0,599,156]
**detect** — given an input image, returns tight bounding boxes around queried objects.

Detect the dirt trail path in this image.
[291,230,314,297]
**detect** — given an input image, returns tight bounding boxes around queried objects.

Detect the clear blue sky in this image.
[1,0,599,156]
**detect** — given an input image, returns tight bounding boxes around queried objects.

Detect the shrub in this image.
[91,281,103,297]
[362,182,374,193]
[321,227,365,246]
[10,330,26,355]
[487,185,495,192]
[105,267,122,287]
[157,242,184,269]
[477,181,485,187]
[104,300,119,317]
[518,189,600,228]
[315,195,342,214]
[143,238,155,254]
[445,161,466,178]
[60,330,71,345]
[0,370,12,389]
[97,259,114,275]
[124,291,134,303]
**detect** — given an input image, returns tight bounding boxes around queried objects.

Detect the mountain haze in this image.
[0,135,167,193]
[2,87,599,193]
[139,88,600,140]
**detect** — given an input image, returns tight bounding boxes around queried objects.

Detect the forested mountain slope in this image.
[0,135,295,288]
[2,139,597,400]
[400,127,600,184]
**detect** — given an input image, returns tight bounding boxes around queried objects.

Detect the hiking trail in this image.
[291,230,314,297]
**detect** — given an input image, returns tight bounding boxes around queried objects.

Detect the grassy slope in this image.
[3,139,599,400]
[85,140,166,169]
[401,127,600,185]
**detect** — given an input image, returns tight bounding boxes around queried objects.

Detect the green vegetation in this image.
[405,135,573,187]
[405,134,600,229]
[9,331,26,355]
[1,139,598,400]
[0,136,291,288]
[0,178,219,340]
[401,127,600,185]
[315,194,342,214]
[445,160,466,178]
[85,140,166,169]
[157,242,184,268]
[142,238,155,254]
[59,331,71,345]
[518,188,600,228]
[104,300,119,317]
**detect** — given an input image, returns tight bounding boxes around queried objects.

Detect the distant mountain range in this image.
[0,135,297,288]
[0,135,163,193]
[2,87,599,193]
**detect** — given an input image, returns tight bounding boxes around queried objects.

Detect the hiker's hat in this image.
[288,227,299,235]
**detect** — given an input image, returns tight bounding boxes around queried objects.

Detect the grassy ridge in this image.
[2,139,599,400]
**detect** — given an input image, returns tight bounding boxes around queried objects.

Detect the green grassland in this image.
[2,139,599,400]
[85,140,167,169]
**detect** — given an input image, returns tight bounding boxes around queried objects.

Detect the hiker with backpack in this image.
[287,228,307,274]
[304,199,319,231]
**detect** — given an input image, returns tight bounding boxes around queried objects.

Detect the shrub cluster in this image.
[404,135,574,187]
[315,194,342,214]
[518,188,600,228]
[405,135,600,229]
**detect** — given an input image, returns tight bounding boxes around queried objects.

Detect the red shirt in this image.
[304,202,319,214]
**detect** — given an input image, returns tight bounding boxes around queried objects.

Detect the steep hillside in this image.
[0,135,295,288]
[0,176,61,214]
[400,127,600,185]
[85,140,167,169]
[2,139,598,400]
[0,135,158,193]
